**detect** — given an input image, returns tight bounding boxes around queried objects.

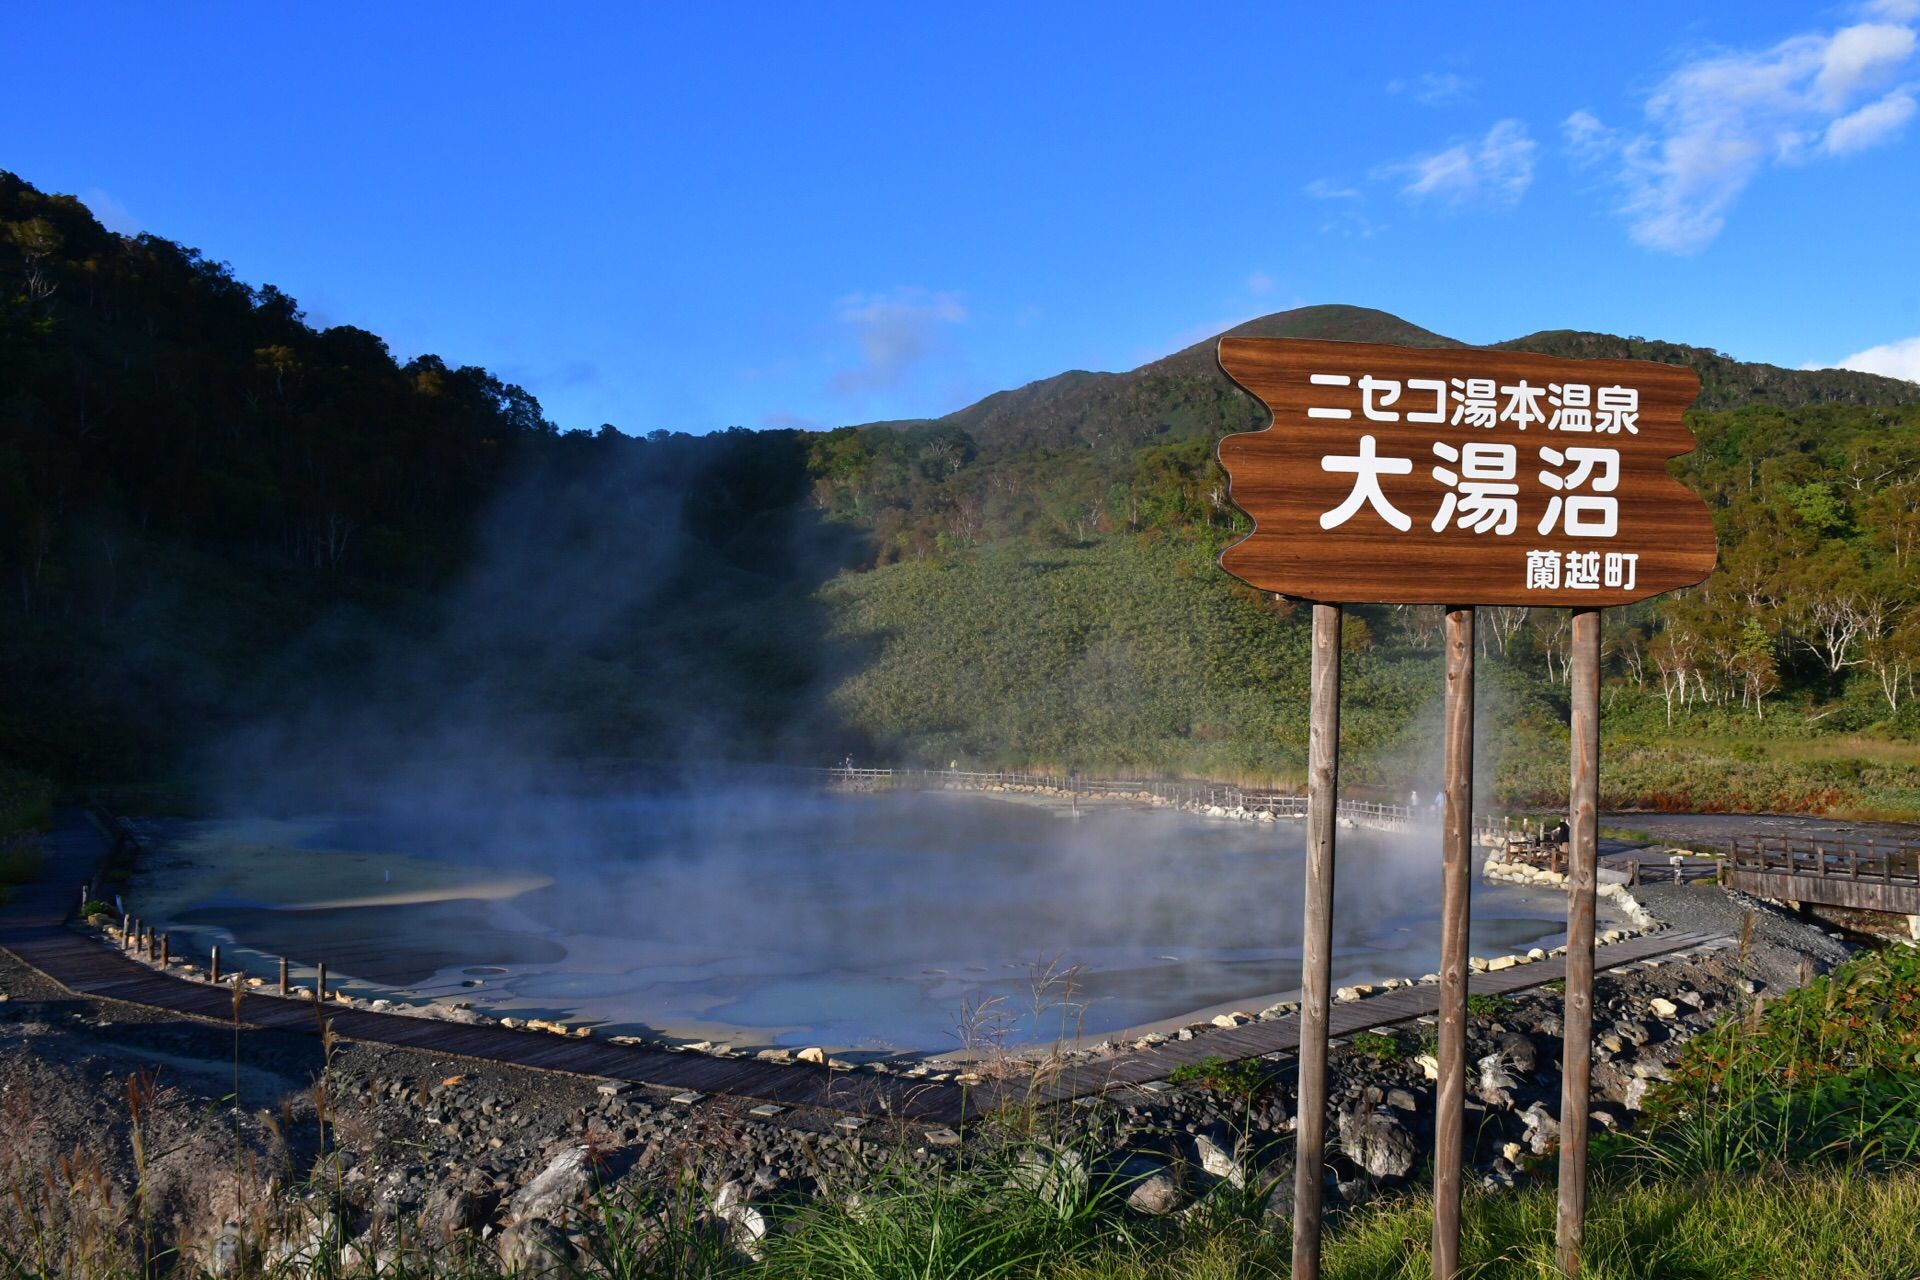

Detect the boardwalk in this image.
[4,810,1722,1126]
[993,929,1730,1111]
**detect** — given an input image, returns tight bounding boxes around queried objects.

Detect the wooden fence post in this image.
[1292,602,1343,1280]
[1433,605,1475,1279]
[1556,607,1602,1276]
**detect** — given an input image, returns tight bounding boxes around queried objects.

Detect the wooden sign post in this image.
[1215,338,1715,1280]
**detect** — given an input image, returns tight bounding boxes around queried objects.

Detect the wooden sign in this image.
[1216,338,1717,606]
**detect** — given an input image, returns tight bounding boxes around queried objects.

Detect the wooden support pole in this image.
[1556,607,1602,1277]
[279,957,290,997]
[159,934,169,967]
[1292,602,1343,1280]
[209,945,221,984]
[316,962,328,1005]
[1433,605,1475,1280]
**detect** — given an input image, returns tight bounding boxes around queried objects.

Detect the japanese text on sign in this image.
[1308,372,1638,591]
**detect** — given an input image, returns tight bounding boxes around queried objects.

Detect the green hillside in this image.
[4,172,1919,814]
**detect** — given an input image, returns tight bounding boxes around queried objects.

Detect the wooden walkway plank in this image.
[996,929,1725,1110]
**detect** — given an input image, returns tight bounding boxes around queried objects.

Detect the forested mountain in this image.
[3,172,1918,813]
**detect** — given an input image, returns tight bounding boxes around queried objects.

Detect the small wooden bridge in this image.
[1725,833,1920,919]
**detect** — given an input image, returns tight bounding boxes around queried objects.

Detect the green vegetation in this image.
[1165,1055,1275,1100]
[0,766,48,902]
[1348,1031,1403,1062]
[1466,993,1515,1018]
[1618,944,1920,1176]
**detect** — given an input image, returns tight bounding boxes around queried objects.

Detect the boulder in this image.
[1648,997,1679,1019]
[494,1220,569,1278]
[1191,1127,1247,1188]
[1336,1103,1417,1180]
[510,1147,592,1224]
[795,1046,827,1064]
[1115,1155,1184,1216]
[1494,1031,1540,1076]
[1475,1053,1518,1109]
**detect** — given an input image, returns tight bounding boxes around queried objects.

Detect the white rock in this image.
[1648,997,1679,1019]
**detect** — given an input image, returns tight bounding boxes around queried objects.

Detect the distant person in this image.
[1549,819,1571,846]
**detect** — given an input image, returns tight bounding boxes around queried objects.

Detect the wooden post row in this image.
[1556,607,1602,1276]
[1432,606,1475,1278]
[1291,602,1343,1277]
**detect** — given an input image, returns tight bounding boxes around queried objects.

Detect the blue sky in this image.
[7,2,1919,433]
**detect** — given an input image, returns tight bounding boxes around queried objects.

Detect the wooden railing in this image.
[816,766,1514,836]
[1729,835,1920,885]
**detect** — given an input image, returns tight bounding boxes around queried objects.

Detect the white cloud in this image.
[1570,17,1918,253]
[831,288,966,396]
[1305,178,1361,200]
[1562,110,1615,162]
[1828,335,1920,381]
[1393,118,1536,208]
[1866,0,1920,20]
[1387,72,1476,106]
[1825,87,1918,151]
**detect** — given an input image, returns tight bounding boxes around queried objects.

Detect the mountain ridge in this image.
[921,304,1917,452]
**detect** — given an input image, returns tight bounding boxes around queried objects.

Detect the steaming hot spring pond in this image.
[130,788,1595,1056]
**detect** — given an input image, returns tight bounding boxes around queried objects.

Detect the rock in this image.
[1008,1146,1090,1209]
[795,1046,827,1064]
[1494,1031,1540,1076]
[1336,1103,1417,1180]
[1676,989,1706,1009]
[495,1219,569,1277]
[1191,1127,1246,1188]
[712,1182,770,1258]
[1385,1088,1419,1113]
[1116,1155,1184,1216]
[1414,1052,1441,1081]
[1526,948,1547,961]
[1475,1053,1519,1109]
[1487,955,1518,972]
[1334,984,1372,1002]
[1623,1077,1651,1111]
[421,1182,498,1239]
[204,1222,246,1276]
[1613,1020,1652,1047]
[1211,1012,1250,1028]
[1520,1101,1560,1154]
[1262,1166,1298,1224]
[510,1147,592,1224]
[1649,997,1679,1019]
[755,1048,793,1063]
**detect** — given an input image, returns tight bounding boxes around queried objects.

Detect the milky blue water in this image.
[148,788,1571,1054]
